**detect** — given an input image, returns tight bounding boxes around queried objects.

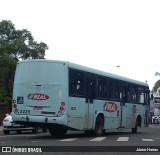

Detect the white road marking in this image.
[0,134,36,138]
[154,137,160,139]
[142,139,154,141]
[117,137,129,141]
[31,141,43,143]
[89,137,107,141]
[60,138,78,141]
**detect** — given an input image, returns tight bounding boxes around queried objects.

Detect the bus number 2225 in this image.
[19,110,30,114]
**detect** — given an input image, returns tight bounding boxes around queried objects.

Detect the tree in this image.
[0,56,16,104]
[0,20,49,104]
[152,80,160,93]
[0,20,48,61]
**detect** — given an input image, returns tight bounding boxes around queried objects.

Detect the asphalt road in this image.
[0,125,160,155]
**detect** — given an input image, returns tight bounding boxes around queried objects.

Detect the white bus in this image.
[11,59,150,137]
[153,96,160,116]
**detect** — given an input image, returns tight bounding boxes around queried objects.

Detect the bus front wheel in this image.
[132,120,138,133]
[95,115,104,136]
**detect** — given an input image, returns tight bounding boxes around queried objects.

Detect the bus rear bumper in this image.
[12,114,68,128]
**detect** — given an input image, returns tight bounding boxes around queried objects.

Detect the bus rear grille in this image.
[41,111,56,115]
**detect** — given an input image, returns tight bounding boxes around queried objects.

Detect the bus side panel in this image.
[125,103,136,128]
[67,97,86,130]
[135,104,145,127]
[125,103,145,128]
[93,100,121,129]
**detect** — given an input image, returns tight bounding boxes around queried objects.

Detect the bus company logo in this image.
[27,94,49,100]
[105,102,118,112]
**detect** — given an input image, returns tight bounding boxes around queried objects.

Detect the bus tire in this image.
[17,130,21,134]
[132,120,138,133]
[3,130,10,135]
[95,115,104,136]
[42,128,47,133]
[32,127,38,134]
[84,130,94,136]
[49,128,67,137]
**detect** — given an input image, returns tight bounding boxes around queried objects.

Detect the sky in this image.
[0,0,160,90]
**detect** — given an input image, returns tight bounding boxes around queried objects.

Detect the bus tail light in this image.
[61,102,65,106]
[60,106,64,111]
[58,102,65,116]
[59,102,65,111]
[12,100,17,108]
[13,100,16,104]
[13,104,17,108]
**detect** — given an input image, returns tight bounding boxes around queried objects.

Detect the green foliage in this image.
[0,56,16,104]
[0,20,49,104]
[152,80,160,93]
[0,20,48,61]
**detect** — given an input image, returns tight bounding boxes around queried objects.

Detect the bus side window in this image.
[127,85,136,103]
[108,79,119,100]
[140,93,144,103]
[113,80,119,100]
[69,69,84,97]
[97,76,107,99]
[108,79,113,99]
[137,87,144,104]
[144,88,150,105]
[119,86,127,104]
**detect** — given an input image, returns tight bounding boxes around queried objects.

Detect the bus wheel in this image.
[17,130,21,134]
[132,120,138,133]
[95,115,104,136]
[3,130,10,135]
[49,128,67,137]
[32,127,38,134]
[42,128,47,133]
[84,130,94,136]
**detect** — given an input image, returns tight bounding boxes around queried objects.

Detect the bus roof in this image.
[18,59,149,87]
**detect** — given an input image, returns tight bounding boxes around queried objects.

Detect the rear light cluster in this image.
[58,102,65,116]
[12,100,17,108]
[60,102,65,111]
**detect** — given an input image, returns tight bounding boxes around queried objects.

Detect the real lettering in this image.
[31,94,49,100]
[106,102,118,112]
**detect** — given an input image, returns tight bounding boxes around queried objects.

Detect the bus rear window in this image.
[15,62,65,84]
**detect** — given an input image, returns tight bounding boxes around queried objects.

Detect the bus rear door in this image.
[84,74,96,129]
[119,86,127,128]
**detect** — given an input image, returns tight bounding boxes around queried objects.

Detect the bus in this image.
[11,59,150,137]
[154,96,160,116]
[151,95,160,124]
